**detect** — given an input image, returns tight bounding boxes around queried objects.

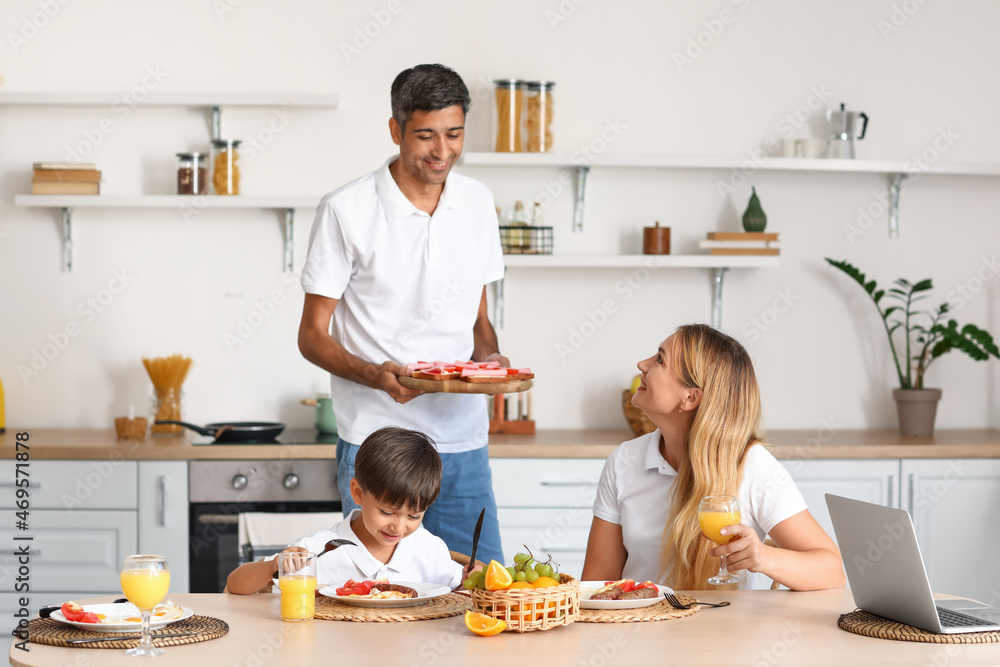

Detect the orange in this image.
[532,576,561,589]
[465,610,506,636]
[485,560,513,591]
[507,581,533,590]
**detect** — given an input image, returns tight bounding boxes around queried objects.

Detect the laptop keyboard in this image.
[937,607,994,628]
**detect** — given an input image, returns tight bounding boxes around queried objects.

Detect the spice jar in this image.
[176,152,207,195]
[525,81,555,152]
[211,139,241,195]
[493,79,524,152]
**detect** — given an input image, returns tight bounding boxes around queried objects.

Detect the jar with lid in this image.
[176,152,207,195]
[211,139,242,195]
[524,81,555,152]
[493,79,524,152]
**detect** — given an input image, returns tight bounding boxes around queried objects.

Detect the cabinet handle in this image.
[0,549,41,556]
[0,482,40,489]
[540,481,595,487]
[158,475,166,527]
[887,475,894,507]
[908,474,915,515]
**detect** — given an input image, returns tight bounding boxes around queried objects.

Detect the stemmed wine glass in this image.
[120,554,170,657]
[698,495,742,585]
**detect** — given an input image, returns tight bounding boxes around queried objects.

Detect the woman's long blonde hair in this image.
[658,324,764,589]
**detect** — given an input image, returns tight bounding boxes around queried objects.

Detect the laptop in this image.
[825,493,1000,634]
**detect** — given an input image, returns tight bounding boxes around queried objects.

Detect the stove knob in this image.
[283,473,300,490]
[231,474,248,490]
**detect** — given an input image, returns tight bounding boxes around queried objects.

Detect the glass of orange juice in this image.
[120,554,170,656]
[278,552,317,621]
[698,495,742,585]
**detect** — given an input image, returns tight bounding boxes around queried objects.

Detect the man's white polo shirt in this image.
[592,429,807,588]
[301,157,504,452]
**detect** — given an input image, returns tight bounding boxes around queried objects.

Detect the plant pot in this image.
[892,388,942,437]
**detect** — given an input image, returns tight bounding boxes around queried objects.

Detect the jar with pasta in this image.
[524,81,555,152]
[493,79,524,152]
[211,139,242,195]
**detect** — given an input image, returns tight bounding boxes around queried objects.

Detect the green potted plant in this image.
[825,258,1000,436]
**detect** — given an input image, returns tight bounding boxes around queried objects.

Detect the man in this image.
[298,64,506,563]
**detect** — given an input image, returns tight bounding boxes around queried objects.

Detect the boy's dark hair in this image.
[354,427,442,511]
[390,64,470,132]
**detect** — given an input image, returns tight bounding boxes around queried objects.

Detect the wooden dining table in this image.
[10,589,1000,666]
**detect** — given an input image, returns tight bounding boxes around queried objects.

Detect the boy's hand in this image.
[461,563,483,579]
[273,546,311,576]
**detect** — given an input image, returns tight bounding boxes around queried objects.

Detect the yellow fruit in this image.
[532,576,561,589]
[507,581,533,590]
[629,374,642,394]
[465,610,506,636]
[485,560,513,591]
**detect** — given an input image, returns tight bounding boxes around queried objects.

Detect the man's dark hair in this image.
[354,427,442,511]
[390,64,470,131]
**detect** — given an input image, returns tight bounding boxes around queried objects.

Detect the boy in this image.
[226,427,469,595]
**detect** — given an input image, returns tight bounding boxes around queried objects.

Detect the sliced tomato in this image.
[77,612,100,624]
[60,601,86,622]
[336,579,374,597]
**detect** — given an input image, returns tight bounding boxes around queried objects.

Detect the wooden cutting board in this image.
[398,376,533,395]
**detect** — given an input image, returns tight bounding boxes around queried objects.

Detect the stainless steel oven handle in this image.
[197,514,240,525]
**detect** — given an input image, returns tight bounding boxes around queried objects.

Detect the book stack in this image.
[32,163,101,195]
[699,232,780,256]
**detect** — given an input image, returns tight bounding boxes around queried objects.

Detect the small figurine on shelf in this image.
[742,187,767,232]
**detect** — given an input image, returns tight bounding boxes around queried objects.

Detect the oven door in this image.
[189,500,342,593]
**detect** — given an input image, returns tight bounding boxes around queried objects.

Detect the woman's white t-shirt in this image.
[592,429,807,589]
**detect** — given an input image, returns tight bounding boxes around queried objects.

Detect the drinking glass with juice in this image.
[698,495,742,585]
[278,552,317,621]
[120,554,170,657]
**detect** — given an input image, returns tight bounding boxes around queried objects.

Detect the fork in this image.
[664,593,731,609]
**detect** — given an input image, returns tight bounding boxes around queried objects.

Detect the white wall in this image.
[1,0,997,433]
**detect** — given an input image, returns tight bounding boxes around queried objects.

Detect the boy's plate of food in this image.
[50,601,193,633]
[578,580,671,610]
[398,361,534,395]
[318,580,452,608]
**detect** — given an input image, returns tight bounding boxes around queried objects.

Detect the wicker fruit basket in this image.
[622,390,656,437]
[470,574,580,633]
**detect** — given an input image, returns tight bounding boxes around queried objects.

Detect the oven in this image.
[188,458,341,593]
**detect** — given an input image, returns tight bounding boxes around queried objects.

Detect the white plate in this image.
[317,581,451,608]
[578,582,672,610]
[50,603,194,633]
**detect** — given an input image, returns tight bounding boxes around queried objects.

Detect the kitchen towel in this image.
[238,511,343,560]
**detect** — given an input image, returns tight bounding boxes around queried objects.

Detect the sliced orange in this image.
[484,560,513,591]
[532,576,561,588]
[465,610,506,636]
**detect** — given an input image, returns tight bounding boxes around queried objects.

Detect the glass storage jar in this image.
[524,81,555,152]
[493,79,524,152]
[176,152,207,195]
[211,139,242,195]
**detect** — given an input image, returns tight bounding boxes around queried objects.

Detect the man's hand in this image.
[482,351,511,368]
[374,360,425,404]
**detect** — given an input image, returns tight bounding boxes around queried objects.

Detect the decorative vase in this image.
[742,187,767,232]
[892,388,942,437]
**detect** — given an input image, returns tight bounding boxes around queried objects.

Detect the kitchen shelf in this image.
[494,254,779,329]
[461,152,1000,236]
[0,92,339,141]
[14,194,322,272]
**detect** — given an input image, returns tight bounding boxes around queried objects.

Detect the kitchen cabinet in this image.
[901,459,1000,602]
[138,461,189,594]
[490,458,604,575]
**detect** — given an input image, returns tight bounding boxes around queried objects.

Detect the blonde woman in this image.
[582,324,845,591]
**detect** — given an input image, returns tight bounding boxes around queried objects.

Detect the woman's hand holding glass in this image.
[698,495,743,585]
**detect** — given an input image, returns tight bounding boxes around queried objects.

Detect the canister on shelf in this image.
[524,81,555,152]
[493,79,524,152]
[176,152,207,195]
[211,139,242,195]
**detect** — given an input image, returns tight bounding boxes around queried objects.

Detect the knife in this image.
[67,631,199,644]
[468,508,486,567]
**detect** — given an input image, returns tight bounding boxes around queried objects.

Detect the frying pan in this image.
[155,420,285,443]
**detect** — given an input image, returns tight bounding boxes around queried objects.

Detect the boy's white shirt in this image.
[266,510,464,590]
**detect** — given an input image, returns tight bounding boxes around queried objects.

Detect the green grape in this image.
[534,564,551,578]
[462,577,475,590]
[470,571,485,587]
[477,577,487,590]
[524,569,540,583]
[506,566,517,579]
[514,571,527,582]
[513,553,531,564]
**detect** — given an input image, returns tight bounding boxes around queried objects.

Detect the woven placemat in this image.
[838,610,1000,644]
[315,593,472,622]
[26,615,229,649]
[579,593,702,623]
